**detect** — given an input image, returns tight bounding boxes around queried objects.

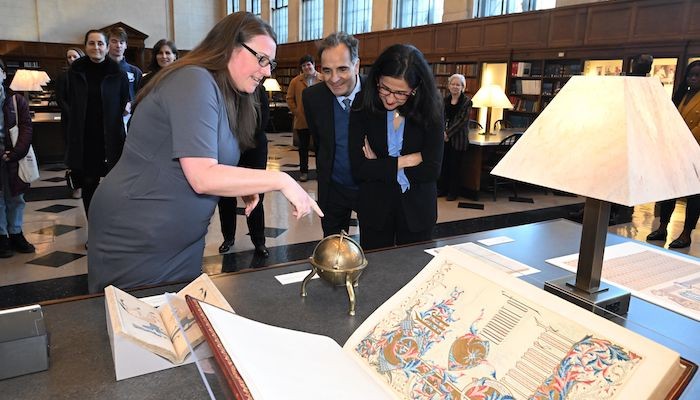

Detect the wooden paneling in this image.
[359,35,380,62]
[3,0,699,79]
[483,22,509,48]
[378,33,404,53]
[548,9,585,47]
[277,42,311,63]
[632,1,686,41]
[455,24,483,51]
[689,1,700,35]
[433,25,456,55]
[406,29,434,54]
[510,15,547,48]
[585,3,632,45]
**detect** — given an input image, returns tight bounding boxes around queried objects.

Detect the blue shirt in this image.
[386,111,409,193]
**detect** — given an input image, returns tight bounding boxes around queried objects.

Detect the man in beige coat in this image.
[286,54,322,181]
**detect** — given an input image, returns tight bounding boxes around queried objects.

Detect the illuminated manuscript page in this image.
[344,246,683,400]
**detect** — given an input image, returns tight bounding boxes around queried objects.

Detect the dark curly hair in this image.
[359,44,443,132]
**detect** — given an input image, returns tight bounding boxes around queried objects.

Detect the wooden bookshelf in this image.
[431,62,479,98]
[272,66,297,95]
[504,59,582,127]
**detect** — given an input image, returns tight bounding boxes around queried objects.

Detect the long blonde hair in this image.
[135,12,276,150]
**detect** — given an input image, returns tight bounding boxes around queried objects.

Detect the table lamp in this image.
[471,84,513,135]
[32,70,51,86]
[10,69,44,99]
[262,77,281,102]
[491,76,700,316]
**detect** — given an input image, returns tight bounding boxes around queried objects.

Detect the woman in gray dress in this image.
[87,12,322,293]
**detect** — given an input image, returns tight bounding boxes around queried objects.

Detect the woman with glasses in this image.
[349,44,443,250]
[87,12,322,293]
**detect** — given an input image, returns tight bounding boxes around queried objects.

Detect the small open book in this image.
[105,274,232,365]
[187,247,694,400]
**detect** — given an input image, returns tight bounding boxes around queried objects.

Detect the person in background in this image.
[65,29,130,222]
[302,32,363,237]
[349,44,444,250]
[55,47,85,199]
[0,58,35,257]
[286,54,321,182]
[218,84,270,257]
[439,73,472,202]
[138,39,178,91]
[87,12,321,293]
[646,60,700,249]
[108,27,142,126]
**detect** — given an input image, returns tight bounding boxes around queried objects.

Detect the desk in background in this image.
[0,219,696,398]
[460,128,524,199]
[31,112,64,165]
[266,101,292,133]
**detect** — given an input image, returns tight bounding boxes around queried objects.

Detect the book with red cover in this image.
[186,295,253,400]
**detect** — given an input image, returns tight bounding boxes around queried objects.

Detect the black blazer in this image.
[64,56,129,172]
[348,92,444,232]
[301,77,365,210]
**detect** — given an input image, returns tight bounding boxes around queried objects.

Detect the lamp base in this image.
[544,275,630,318]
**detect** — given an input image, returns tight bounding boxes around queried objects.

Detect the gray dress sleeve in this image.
[157,67,224,160]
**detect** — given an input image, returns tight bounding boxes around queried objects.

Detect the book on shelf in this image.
[512,98,539,113]
[105,273,233,365]
[187,247,691,400]
[432,63,451,75]
[456,63,477,76]
[541,82,554,96]
[511,61,533,77]
[510,79,541,96]
[544,63,563,77]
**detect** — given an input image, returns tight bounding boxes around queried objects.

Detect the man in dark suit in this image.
[302,32,363,237]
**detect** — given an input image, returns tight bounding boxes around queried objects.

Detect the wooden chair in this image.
[493,119,512,131]
[468,119,483,130]
[483,133,522,201]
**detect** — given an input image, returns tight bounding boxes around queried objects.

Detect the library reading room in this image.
[1,0,699,398]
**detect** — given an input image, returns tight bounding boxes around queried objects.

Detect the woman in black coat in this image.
[64,30,129,218]
[439,73,472,201]
[349,44,444,250]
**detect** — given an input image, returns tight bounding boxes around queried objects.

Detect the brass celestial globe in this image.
[301,231,368,316]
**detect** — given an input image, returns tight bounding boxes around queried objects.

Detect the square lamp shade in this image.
[10,69,49,92]
[262,78,281,92]
[262,78,281,102]
[471,84,513,134]
[492,76,700,316]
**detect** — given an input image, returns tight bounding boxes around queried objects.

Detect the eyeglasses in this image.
[240,43,277,71]
[377,83,415,100]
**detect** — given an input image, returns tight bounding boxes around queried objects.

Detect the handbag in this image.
[9,95,40,183]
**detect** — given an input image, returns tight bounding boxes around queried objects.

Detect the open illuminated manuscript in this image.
[188,247,689,399]
[105,273,232,364]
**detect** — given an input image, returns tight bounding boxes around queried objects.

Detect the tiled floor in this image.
[1,131,697,308]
